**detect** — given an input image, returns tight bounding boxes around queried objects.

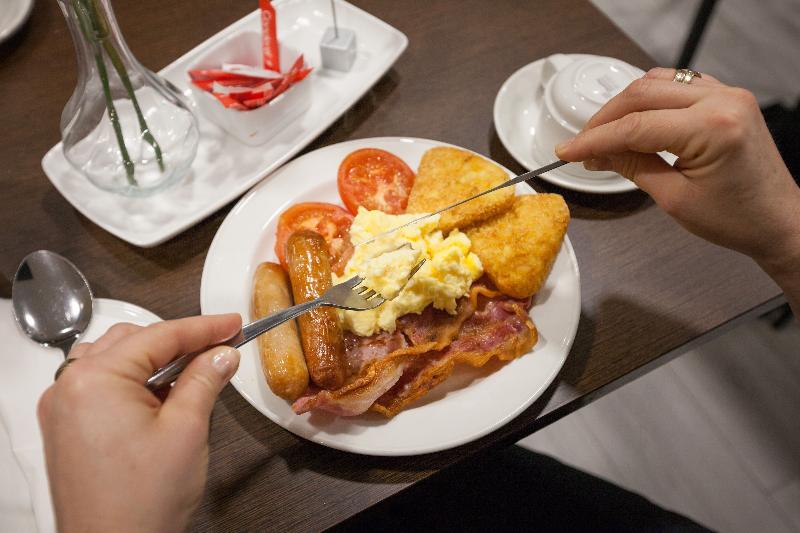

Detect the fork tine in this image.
[370,258,427,303]
[322,258,427,312]
[407,258,426,280]
[343,275,363,288]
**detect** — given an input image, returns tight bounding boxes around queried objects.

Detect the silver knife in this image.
[356,159,568,246]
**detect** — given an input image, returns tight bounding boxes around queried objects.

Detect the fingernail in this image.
[211,346,240,378]
[214,313,243,343]
[555,137,574,155]
[584,157,610,171]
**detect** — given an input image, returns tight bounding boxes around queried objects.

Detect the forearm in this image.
[757,199,800,318]
[761,262,800,318]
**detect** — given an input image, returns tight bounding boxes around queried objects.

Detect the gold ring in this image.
[54,358,77,380]
[673,68,702,84]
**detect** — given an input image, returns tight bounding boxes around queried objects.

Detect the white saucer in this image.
[494,55,638,194]
[0,0,34,44]
[81,299,162,340]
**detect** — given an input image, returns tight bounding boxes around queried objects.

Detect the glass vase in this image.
[57,0,199,197]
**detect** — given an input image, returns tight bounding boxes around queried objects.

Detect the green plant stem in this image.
[93,46,136,184]
[71,0,136,185]
[85,0,165,172]
[102,42,165,172]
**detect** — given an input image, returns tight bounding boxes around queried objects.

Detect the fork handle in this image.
[144,298,323,391]
[236,298,322,347]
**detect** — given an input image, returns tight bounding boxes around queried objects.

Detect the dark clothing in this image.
[334,445,711,533]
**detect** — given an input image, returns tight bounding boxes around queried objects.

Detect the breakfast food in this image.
[335,208,483,337]
[252,262,308,400]
[275,202,354,275]
[406,147,515,233]
[294,282,537,417]
[466,194,570,299]
[371,284,536,417]
[337,148,416,214]
[253,145,569,417]
[286,231,347,390]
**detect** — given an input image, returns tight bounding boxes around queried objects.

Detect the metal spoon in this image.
[12,250,93,373]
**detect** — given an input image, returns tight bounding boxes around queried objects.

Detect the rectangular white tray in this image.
[42,0,407,247]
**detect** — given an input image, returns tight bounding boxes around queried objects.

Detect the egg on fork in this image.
[334,207,483,337]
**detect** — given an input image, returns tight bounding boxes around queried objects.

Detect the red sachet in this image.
[190,77,265,92]
[211,92,247,110]
[270,74,292,101]
[189,69,263,82]
[188,3,313,112]
[259,0,280,72]
[220,83,277,105]
[286,54,310,83]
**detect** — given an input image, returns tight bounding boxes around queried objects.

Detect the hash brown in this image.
[466,194,569,299]
[405,147,514,233]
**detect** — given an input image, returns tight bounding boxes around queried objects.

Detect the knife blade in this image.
[355,159,568,247]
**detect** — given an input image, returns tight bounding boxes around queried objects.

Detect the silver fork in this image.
[144,258,426,391]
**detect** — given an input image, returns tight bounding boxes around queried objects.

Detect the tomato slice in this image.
[337,148,415,214]
[275,202,354,275]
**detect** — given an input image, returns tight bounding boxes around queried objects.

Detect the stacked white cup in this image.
[533,54,644,182]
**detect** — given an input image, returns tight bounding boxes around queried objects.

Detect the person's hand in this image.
[37,314,242,533]
[555,67,800,311]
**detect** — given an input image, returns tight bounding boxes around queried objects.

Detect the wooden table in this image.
[0,0,785,530]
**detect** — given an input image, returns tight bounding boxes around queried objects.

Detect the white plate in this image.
[201,137,581,456]
[0,0,33,44]
[494,56,638,194]
[41,0,408,247]
[83,299,163,335]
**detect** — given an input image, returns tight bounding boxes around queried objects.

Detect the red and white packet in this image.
[259,0,280,72]
[188,0,312,110]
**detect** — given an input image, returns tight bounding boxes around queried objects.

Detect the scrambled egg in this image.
[335,208,483,337]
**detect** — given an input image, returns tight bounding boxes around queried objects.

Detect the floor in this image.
[588,0,800,106]
[518,316,800,532]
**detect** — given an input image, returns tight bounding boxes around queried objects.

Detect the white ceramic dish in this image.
[494,55,638,194]
[0,0,33,44]
[189,34,312,146]
[41,0,408,247]
[532,53,644,185]
[201,137,581,456]
[85,299,162,332]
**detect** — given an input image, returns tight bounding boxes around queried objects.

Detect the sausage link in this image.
[252,262,309,400]
[286,231,347,389]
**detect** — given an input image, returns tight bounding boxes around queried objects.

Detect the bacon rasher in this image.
[292,281,537,417]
